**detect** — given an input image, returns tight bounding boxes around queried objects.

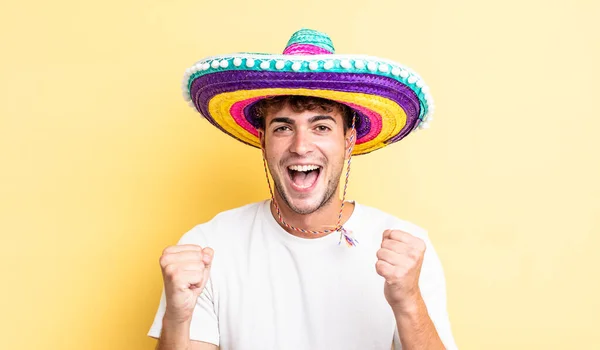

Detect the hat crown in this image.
[283,28,335,55]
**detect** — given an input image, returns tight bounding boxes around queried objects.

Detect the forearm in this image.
[156,317,192,350]
[393,295,445,350]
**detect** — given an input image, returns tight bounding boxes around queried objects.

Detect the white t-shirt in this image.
[148,200,457,350]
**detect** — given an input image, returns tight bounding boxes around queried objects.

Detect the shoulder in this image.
[177,201,267,246]
[358,204,447,285]
[356,202,429,240]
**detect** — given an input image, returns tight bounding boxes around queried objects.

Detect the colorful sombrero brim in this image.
[182,41,435,156]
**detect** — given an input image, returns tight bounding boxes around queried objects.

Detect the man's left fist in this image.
[375,229,426,311]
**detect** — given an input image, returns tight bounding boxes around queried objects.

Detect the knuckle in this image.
[407,249,420,260]
[195,263,206,272]
[375,261,388,275]
[163,264,177,276]
[391,230,404,238]
[414,239,426,252]
[381,239,393,250]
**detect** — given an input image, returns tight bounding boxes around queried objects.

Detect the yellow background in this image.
[1,0,598,349]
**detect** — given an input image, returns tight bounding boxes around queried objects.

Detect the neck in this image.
[269,190,354,239]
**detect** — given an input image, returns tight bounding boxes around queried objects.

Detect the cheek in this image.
[264,143,285,167]
[264,133,288,149]
[316,138,346,160]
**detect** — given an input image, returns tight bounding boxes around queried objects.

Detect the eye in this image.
[315,125,331,132]
[274,125,291,133]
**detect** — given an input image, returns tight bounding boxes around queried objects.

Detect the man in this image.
[148,29,456,350]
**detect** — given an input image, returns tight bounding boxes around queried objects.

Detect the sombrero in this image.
[182,28,435,155]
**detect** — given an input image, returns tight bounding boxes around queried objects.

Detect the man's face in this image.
[259,103,354,215]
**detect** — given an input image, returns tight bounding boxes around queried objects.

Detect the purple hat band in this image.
[190,71,422,144]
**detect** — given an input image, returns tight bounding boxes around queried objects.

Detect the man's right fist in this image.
[159,244,214,323]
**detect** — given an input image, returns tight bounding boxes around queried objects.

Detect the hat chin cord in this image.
[262,115,358,247]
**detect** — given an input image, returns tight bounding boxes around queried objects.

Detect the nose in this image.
[289,129,314,156]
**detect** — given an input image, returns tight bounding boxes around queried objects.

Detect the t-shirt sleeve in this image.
[393,231,458,350]
[147,226,220,346]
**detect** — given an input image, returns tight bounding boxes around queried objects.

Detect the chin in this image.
[282,184,336,215]
[286,197,323,215]
[271,165,339,215]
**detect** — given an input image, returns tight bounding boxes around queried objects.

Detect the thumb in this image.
[191,247,214,298]
[202,247,214,268]
[193,247,214,298]
[381,229,392,243]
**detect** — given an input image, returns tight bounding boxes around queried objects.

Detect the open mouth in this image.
[287,164,322,191]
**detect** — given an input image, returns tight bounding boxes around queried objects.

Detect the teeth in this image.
[288,164,320,172]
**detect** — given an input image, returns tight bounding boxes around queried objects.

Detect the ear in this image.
[344,128,356,159]
[258,128,266,154]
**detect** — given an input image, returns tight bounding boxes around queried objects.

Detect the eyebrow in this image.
[269,115,337,126]
[269,117,294,125]
[309,115,337,124]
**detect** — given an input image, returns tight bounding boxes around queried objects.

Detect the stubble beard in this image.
[270,161,344,216]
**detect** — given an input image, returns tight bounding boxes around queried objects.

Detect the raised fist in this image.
[375,229,426,311]
[159,244,214,323]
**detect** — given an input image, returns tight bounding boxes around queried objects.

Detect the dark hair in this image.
[252,95,354,132]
